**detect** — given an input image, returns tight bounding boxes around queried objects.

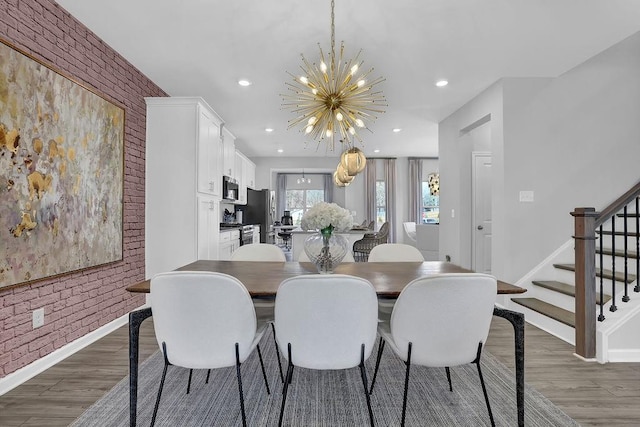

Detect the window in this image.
[376,180,386,227]
[285,189,324,226]
[421,182,439,224]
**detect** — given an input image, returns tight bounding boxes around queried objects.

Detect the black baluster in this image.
[610,216,618,312]
[598,224,605,321]
[635,197,640,293]
[623,206,630,302]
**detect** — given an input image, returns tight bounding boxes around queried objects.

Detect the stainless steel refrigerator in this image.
[238,189,273,243]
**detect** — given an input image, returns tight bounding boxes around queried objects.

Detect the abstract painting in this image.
[0,39,124,289]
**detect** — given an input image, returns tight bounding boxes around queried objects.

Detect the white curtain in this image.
[364,160,377,226]
[323,174,333,202]
[408,158,423,223]
[384,158,397,242]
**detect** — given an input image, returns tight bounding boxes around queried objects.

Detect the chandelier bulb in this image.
[308,117,317,125]
[355,118,365,128]
[350,64,359,74]
[348,126,355,135]
[336,112,343,121]
[305,125,314,134]
[357,79,365,87]
[326,129,333,137]
[300,76,309,85]
[321,61,327,73]
[312,88,318,95]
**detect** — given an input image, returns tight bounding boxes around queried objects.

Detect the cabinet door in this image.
[197,196,219,260]
[245,158,256,190]
[197,107,221,196]
[222,128,236,178]
[235,151,247,204]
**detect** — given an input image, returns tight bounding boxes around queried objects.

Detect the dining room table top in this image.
[126,260,525,297]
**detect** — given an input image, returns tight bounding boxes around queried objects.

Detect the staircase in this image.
[508,184,640,362]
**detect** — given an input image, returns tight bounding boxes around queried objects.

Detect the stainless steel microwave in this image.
[223,176,238,201]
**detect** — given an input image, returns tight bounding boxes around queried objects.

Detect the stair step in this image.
[596,248,639,259]
[512,297,575,327]
[597,230,640,237]
[532,280,611,304]
[554,263,637,283]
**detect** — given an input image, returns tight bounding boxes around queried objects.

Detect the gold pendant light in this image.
[340,147,367,176]
[282,0,386,152]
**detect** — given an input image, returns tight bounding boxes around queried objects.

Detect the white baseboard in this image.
[606,349,640,363]
[0,304,148,396]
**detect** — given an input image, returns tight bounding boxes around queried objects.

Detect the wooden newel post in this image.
[571,207,598,359]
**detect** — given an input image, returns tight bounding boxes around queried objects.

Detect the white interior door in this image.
[472,152,492,273]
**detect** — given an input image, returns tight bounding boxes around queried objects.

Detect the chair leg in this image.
[186,369,193,394]
[474,343,495,427]
[205,369,211,384]
[151,342,170,427]
[278,343,295,427]
[271,322,284,383]
[359,344,375,426]
[369,336,386,394]
[401,342,413,427]
[256,344,271,395]
[235,343,247,427]
[445,367,452,392]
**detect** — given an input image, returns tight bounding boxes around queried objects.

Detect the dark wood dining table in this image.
[126,260,526,426]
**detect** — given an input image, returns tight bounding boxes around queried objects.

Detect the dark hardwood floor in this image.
[1,315,639,426]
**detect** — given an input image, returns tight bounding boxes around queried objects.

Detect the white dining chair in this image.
[369,273,497,427]
[298,250,355,262]
[403,222,417,243]
[230,243,287,262]
[367,243,425,319]
[367,243,424,262]
[149,271,270,427]
[274,274,379,426]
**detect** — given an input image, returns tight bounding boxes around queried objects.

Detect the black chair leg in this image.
[235,343,247,427]
[205,369,211,384]
[474,343,495,427]
[369,336,385,394]
[359,344,375,426]
[151,342,170,427]
[186,368,193,394]
[256,344,271,394]
[445,367,452,392]
[278,344,295,427]
[271,322,284,383]
[401,342,413,427]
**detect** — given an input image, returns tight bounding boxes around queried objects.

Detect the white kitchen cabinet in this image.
[253,225,260,244]
[222,127,236,179]
[235,151,247,205]
[245,157,256,189]
[145,97,224,278]
[219,229,240,260]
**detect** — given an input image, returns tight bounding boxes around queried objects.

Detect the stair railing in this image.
[572,181,640,359]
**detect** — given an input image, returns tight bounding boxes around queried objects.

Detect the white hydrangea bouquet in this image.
[300,202,352,234]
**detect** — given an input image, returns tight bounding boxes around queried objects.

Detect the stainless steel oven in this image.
[240,225,254,246]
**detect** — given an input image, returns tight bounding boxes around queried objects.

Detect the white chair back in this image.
[231,243,287,261]
[368,243,424,262]
[390,273,496,367]
[298,250,355,263]
[403,222,417,242]
[151,271,257,368]
[275,274,378,370]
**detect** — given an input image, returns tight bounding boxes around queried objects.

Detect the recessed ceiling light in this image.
[238,79,252,87]
[374,149,380,153]
[277,148,284,153]
[435,80,448,87]
[265,128,274,133]
[392,128,402,133]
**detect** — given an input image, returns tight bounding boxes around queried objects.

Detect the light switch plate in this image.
[33,308,44,328]
[519,190,534,202]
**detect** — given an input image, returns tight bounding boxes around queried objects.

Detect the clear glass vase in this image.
[303,227,349,274]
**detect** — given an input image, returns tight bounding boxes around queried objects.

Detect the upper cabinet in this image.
[197,107,223,198]
[235,151,246,204]
[222,127,236,179]
[245,156,256,190]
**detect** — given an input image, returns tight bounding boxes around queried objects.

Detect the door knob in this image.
[477,225,484,230]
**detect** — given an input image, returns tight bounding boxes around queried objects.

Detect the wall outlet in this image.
[32,308,44,329]
[519,190,534,202]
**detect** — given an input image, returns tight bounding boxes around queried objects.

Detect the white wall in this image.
[439,31,640,283]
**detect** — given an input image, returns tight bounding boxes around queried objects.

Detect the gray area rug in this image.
[72,335,578,426]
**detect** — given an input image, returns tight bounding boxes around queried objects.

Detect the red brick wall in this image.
[0,0,165,377]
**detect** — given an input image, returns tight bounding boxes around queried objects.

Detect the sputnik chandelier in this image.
[282,0,386,160]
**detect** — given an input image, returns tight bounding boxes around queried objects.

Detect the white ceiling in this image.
[56,0,640,159]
